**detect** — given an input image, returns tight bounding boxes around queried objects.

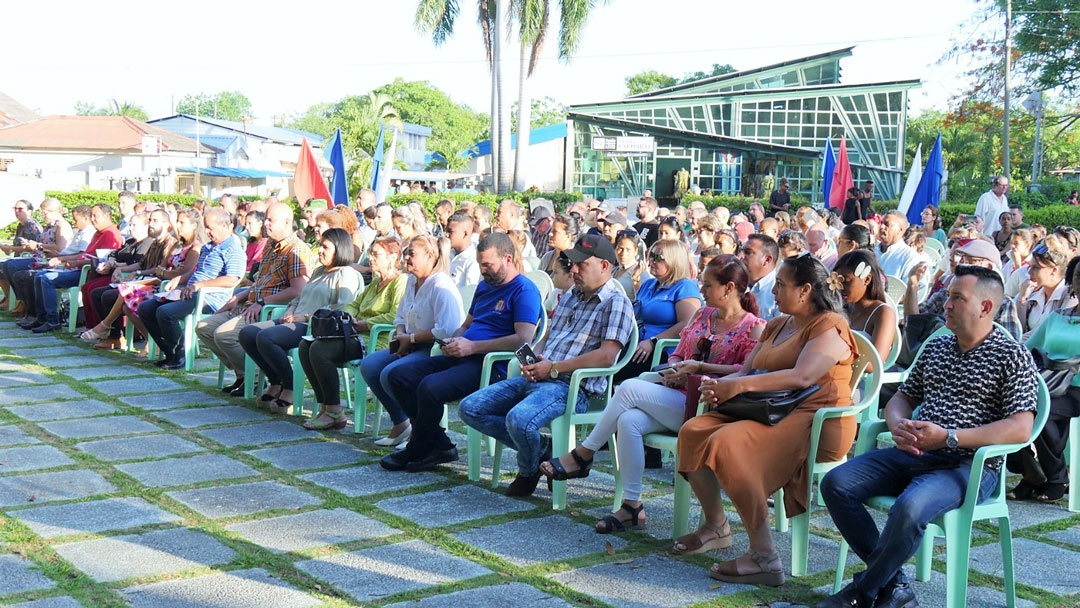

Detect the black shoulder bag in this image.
[712,369,821,426]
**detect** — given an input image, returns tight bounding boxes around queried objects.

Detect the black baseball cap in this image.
[563,233,618,265]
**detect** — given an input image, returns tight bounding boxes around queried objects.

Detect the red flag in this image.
[292,137,333,204]
[828,136,854,209]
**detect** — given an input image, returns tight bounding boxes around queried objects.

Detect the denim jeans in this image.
[360,346,433,427]
[2,257,35,284]
[138,298,201,361]
[820,447,999,598]
[458,377,590,475]
[33,269,82,323]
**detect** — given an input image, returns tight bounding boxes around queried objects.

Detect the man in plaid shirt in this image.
[460,234,636,497]
[197,203,313,396]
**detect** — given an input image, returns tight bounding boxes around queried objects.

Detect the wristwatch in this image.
[549,362,559,380]
[945,428,958,449]
[649,337,657,347]
[255,297,265,306]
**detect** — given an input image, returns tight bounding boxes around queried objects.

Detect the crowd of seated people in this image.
[5,182,1079,608]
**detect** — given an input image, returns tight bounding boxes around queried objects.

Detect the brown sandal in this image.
[672,519,731,555]
[709,550,785,587]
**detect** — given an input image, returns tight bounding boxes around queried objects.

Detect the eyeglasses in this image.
[648,252,665,263]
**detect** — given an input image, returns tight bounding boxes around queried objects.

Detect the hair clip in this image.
[827,271,844,292]
[853,261,872,281]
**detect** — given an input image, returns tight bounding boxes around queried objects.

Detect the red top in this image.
[78,226,124,262]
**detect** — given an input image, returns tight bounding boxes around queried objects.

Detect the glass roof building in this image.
[567,47,919,203]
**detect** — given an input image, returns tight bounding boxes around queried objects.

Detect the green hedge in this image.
[383,190,585,217]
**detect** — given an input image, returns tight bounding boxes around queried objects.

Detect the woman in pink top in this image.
[540,254,765,533]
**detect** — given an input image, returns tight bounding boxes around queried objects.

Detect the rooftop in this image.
[147,114,325,147]
[0,91,39,127]
[0,115,213,153]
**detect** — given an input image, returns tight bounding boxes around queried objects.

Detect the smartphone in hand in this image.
[433,336,449,347]
[514,343,540,367]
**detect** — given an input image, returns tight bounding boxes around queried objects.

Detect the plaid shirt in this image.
[546,278,636,395]
[919,287,1022,341]
[246,233,314,306]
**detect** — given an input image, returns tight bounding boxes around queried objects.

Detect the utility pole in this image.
[1003,0,1012,177]
[195,99,201,198]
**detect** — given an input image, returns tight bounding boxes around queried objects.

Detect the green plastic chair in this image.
[832,376,1050,608]
[466,329,638,510]
[347,323,397,435]
[1069,419,1080,512]
[240,304,303,403]
[145,286,233,372]
[60,265,91,332]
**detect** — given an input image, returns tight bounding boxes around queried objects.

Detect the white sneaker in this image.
[374,425,411,447]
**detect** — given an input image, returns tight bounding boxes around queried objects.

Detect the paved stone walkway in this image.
[0,321,1077,607]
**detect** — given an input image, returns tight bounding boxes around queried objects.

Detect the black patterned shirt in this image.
[899,326,1039,469]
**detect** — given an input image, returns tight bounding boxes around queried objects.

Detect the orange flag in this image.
[292,137,333,204]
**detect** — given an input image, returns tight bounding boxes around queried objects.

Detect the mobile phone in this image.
[388,338,401,354]
[656,365,677,376]
[433,336,449,347]
[514,343,540,367]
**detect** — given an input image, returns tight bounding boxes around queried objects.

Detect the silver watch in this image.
[945,428,958,450]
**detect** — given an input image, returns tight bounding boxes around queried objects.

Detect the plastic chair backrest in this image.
[885,275,906,304]
[524,269,554,302]
[923,238,944,255]
[849,331,882,394]
[923,246,942,267]
[459,283,476,312]
[532,311,548,346]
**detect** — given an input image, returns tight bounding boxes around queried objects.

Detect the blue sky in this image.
[7,0,984,124]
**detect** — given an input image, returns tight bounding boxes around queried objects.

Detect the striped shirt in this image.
[546,278,636,395]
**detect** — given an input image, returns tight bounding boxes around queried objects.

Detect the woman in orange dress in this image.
[675,253,859,587]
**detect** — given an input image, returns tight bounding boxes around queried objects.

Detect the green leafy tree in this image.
[679,63,737,83]
[372,79,489,154]
[511,96,566,131]
[176,91,253,121]
[74,99,149,121]
[625,70,678,95]
[1009,0,1080,96]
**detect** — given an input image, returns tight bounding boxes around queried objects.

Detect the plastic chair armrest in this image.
[480,352,516,388]
[962,442,1029,507]
[650,338,681,368]
[261,304,287,321]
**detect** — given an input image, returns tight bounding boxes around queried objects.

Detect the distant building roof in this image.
[147,114,325,146]
[0,115,213,153]
[0,91,40,127]
[403,122,432,137]
[175,167,292,178]
[469,122,567,158]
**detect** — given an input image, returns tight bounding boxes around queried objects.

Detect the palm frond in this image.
[478,0,493,68]
[558,0,604,60]
[415,0,460,45]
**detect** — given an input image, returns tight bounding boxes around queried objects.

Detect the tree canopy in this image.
[624,63,737,96]
[74,99,148,121]
[511,96,566,131]
[176,91,253,121]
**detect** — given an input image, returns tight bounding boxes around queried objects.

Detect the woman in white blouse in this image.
[360,234,464,446]
[1018,236,1077,340]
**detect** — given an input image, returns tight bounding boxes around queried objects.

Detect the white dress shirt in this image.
[975,191,1009,235]
[449,244,481,288]
[394,271,464,340]
[750,266,779,320]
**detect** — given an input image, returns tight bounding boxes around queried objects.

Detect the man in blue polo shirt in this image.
[138,209,245,370]
[382,232,542,472]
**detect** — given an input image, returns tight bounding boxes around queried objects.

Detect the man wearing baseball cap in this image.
[459,233,636,497]
[600,211,628,244]
[902,238,1022,339]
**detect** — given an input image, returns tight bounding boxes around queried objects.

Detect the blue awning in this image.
[469,122,568,158]
[175,167,292,178]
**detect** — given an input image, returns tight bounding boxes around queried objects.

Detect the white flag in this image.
[897,144,922,216]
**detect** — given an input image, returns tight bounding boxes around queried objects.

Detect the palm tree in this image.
[494,0,513,194]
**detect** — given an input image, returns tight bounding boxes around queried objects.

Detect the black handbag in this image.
[309,309,355,340]
[1030,348,1080,398]
[712,370,821,426]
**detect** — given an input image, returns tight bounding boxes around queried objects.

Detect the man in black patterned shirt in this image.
[817,265,1039,608]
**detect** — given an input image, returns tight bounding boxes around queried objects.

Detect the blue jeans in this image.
[458,377,589,475]
[360,346,433,427]
[2,257,35,284]
[820,447,998,598]
[33,269,82,323]
[137,298,201,361]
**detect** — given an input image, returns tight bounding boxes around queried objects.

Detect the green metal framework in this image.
[569,48,919,201]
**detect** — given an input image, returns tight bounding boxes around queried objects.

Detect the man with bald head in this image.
[197,203,314,394]
[139,208,246,369]
[758,217,780,240]
[807,223,838,269]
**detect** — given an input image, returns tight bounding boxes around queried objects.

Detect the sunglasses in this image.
[1032,243,1050,256]
[616,229,639,239]
[649,252,665,263]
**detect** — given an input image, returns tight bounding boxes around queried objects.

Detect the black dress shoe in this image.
[154,358,172,368]
[228,385,246,397]
[874,579,917,608]
[380,449,414,471]
[31,322,60,333]
[506,471,543,497]
[815,583,875,608]
[160,359,185,371]
[407,446,459,472]
[221,377,245,393]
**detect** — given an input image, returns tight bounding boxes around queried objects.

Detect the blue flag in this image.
[324,129,349,206]
[821,140,836,204]
[906,133,944,227]
[369,123,385,193]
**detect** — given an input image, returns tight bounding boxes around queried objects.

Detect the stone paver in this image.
[0,384,84,404]
[56,527,236,583]
[75,434,204,461]
[121,568,320,608]
[245,441,368,471]
[0,445,74,472]
[384,582,574,607]
[0,370,52,387]
[38,415,161,439]
[970,537,1080,595]
[376,484,534,527]
[0,336,67,348]
[6,598,84,608]
[551,554,749,607]
[197,421,315,447]
[225,508,399,553]
[153,405,271,428]
[7,399,115,421]
[0,425,41,446]
[60,365,153,381]
[1046,526,1080,546]
[299,464,443,497]
[453,515,627,566]
[0,553,56,595]
[9,496,182,539]
[116,453,259,487]
[11,346,86,357]
[295,539,491,603]
[119,390,227,410]
[167,480,321,519]
[29,354,114,368]
[0,470,116,506]
[88,376,183,395]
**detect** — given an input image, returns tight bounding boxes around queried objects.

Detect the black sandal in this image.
[596,502,646,534]
[1006,480,1040,501]
[545,448,593,481]
[259,387,282,403]
[1036,483,1067,503]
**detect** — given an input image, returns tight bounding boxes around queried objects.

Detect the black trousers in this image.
[298,336,365,407]
[90,287,123,338]
[1007,386,1080,486]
